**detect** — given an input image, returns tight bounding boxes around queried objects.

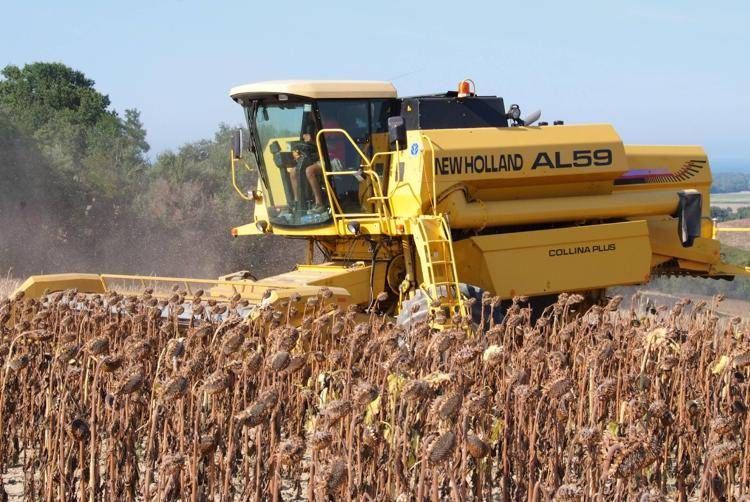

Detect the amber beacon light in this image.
[458,79,475,97]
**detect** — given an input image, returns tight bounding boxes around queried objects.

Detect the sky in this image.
[1,0,749,171]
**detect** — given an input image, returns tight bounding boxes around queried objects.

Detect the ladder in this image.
[411,215,467,318]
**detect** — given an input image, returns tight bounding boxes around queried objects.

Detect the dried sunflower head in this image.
[353,382,379,407]
[321,399,352,426]
[270,351,291,372]
[311,429,333,451]
[466,433,489,459]
[67,417,90,442]
[277,437,305,465]
[402,379,433,402]
[115,366,144,396]
[203,370,230,395]
[162,375,189,400]
[428,431,456,466]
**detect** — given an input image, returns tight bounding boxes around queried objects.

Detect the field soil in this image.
[717,218,750,250]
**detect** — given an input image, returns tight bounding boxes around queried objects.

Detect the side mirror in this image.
[387,116,407,151]
[269,140,281,155]
[677,190,702,247]
[232,129,243,159]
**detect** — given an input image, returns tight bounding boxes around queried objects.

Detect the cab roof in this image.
[229,80,397,100]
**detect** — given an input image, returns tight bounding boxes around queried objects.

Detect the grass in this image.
[716,220,750,251]
[722,242,750,263]
[712,191,750,209]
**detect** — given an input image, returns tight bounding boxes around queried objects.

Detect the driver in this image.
[288,130,318,206]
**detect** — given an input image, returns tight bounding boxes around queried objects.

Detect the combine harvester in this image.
[15,79,750,324]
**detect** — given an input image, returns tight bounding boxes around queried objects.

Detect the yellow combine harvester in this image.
[15,79,750,324]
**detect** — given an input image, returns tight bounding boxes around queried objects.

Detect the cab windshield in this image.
[251,102,332,227]
[247,98,398,227]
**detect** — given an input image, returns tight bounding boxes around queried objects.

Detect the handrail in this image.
[314,128,370,168]
[323,168,388,224]
[314,128,397,230]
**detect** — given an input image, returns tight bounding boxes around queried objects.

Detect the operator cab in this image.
[230,81,399,228]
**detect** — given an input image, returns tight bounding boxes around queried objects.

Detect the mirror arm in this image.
[230,154,253,201]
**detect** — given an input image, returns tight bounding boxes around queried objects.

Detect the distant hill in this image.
[712,171,750,193]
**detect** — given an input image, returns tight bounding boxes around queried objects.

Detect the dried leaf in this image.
[712,355,730,375]
[423,371,454,387]
[607,421,619,437]
[386,373,406,399]
[489,418,505,443]
[364,395,381,424]
[482,344,503,363]
[645,327,667,344]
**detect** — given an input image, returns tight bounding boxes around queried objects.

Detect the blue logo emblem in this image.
[410,143,419,156]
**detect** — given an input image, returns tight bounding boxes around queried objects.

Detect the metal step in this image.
[410,215,467,319]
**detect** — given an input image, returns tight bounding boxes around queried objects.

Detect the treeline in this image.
[712,171,750,193]
[0,62,295,278]
[711,206,750,222]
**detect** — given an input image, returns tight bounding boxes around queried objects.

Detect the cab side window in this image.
[316,99,399,214]
[317,101,368,170]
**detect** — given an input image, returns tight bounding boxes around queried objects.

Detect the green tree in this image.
[0,62,149,199]
[0,63,111,134]
[711,206,734,222]
[0,62,151,274]
[0,61,293,278]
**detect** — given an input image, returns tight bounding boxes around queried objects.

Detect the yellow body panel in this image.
[248,263,385,306]
[209,263,378,307]
[453,221,652,298]
[15,273,106,299]
[643,216,721,265]
[619,145,712,215]
[426,124,627,194]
